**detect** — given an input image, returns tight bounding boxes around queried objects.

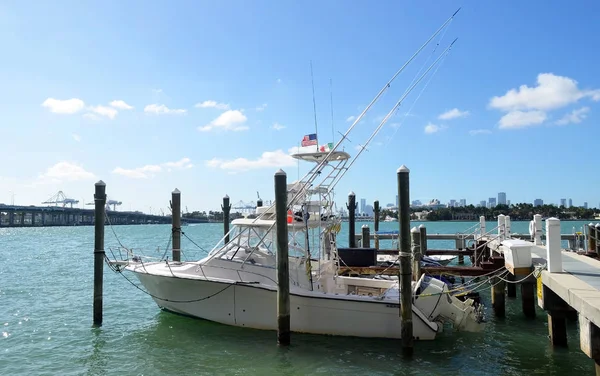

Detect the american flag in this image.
[301,133,317,147]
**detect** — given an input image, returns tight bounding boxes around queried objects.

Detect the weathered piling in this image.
[521,279,537,319]
[533,214,543,245]
[419,224,427,256]
[456,236,465,264]
[222,195,231,244]
[397,165,413,355]
[492,276,506,318]
[505,216,511,238]
[545,217,568,346]
[347,192,357,248]
[591,223,599,255]
[411,227,421,281]
[171,189,181,262]
[498,214,506,241]
[374,200,380,250]
[93,180,106,327]
[506,273,517,298]
[362,225,371,248]
[274,170,290,345]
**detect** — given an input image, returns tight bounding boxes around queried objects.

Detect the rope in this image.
[182,231,209,253]
[104,209,129,251]
[104,255,235,303]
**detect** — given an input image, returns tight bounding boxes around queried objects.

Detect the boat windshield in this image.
[212,224,308,266]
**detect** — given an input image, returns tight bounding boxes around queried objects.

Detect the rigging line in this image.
[328,39,457,191]
[330,78,335,143]
[283,9,461,210]
[383,45,450,149]
[310,60,319,152]
[202,9,462,247]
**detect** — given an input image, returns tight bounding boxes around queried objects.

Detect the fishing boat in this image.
[117,8,484,340]
[125,150,483,340]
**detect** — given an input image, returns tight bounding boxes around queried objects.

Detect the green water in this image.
[0,221,595,375]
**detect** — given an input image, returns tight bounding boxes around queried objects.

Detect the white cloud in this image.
[389,123,401,129]
[555,107,590,125]
[276,78,282,84]
[112,157,193,179]
[205,150,296,172]
[256,103,268,112]
[83,113,100,121]
[89,105,118,119]
[346,115,356,122]
[498,110,547,129]
[438,108,469,120]
[271,122,285,131]
[72,133,81,142]
[162,157,194,170]
[489,73,600,112]
[198,110,248,132]
[195,100,230,110]
[469,129,492,136]
[144,104,187,115]
[110,100,134,110]
[424,123,447,134]
[112,165,161,179]
[42,98,85,114]
[40,162,95,181]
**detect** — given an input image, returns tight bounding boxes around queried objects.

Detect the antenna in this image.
[310,60,319,151]
[330,78,334,144]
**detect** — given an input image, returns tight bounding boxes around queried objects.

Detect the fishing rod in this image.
[327,38,458,192]
[204,8,463,256]
[283,8,462,211]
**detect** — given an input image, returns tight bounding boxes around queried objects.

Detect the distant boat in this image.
[383,216,397,222]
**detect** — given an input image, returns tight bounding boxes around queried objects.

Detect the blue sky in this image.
[1,0,600,213]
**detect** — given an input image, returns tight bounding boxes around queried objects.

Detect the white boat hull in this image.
[134,271,439,340]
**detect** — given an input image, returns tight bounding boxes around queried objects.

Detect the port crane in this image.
[42,191,79,208]
[86,197,123,211]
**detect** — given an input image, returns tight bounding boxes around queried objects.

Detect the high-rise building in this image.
[449,199,456,207]
[534,199,543,207]
[507,200,511,207]
[498,192,507,205]
[560,198,566,207]
[411,200,422,207]
[488,197,496,208]
[479,200,486,207]
[584,202,588,209]
[568,198,572,208]
[459,199,466,207]
[360,198,366,215]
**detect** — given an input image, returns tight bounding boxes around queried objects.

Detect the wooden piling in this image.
[374,201,380,250]
[590,223,597,255]
[521,278,536,318]
[491,276,506,318]
[362,225,371,249]
[222,195,231,244]
[411,227,421,282]
[93,180,106,327]
[548,312,568,347]
[456,236,465,264]
[171,189,181,262]
[506,273,517,298]
[347,192,357,248]
[274,169,290,346]
[419,224,427,256]
[397,165,413,356]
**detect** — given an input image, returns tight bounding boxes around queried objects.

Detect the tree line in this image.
[379,203,599,221]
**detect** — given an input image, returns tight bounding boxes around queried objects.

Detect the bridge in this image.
[0,204,206,227]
